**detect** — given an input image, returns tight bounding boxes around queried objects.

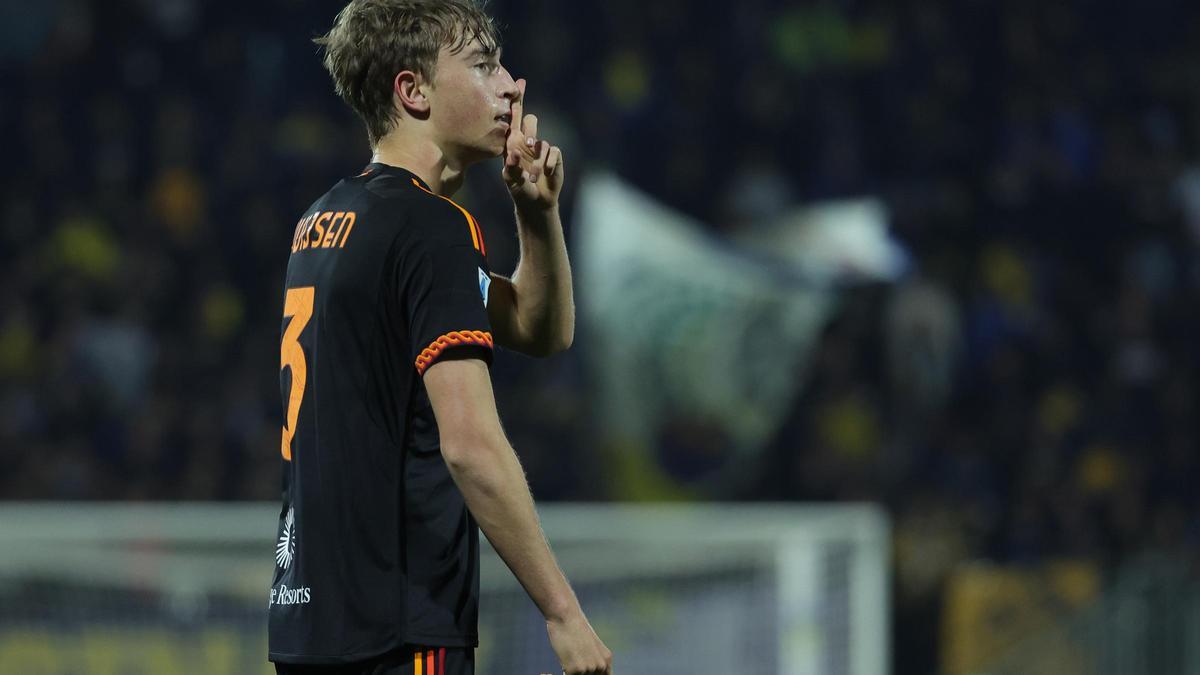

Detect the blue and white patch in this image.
[478,267,491,306]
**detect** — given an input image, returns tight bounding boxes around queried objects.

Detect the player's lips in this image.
[495,113,512,129]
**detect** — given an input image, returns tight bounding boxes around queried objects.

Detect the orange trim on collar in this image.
[411,179,487,255]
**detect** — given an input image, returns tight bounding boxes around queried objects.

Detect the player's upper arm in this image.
[422,357,505,467]
[398,198,495,377]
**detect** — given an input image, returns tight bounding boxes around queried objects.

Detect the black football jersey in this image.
[268,163,495,664]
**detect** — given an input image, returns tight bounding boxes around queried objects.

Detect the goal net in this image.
[0,503,888,675]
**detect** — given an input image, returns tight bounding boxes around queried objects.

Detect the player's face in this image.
[427,38,518,165]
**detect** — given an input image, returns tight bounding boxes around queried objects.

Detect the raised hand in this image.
[503,79,565,210]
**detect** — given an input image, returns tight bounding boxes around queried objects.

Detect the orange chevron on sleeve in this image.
[414,330,494,375]
[411,178,487,255]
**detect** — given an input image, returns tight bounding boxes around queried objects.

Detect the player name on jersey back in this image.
[290,210,358,253]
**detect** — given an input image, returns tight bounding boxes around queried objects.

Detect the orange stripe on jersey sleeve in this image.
[414,330,494,375]
[410,178,485,254]
[467,213,486,256]
[426,650,434,675]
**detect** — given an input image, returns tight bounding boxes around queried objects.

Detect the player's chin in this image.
[489,130,509,156]
[477,136,507,160]
[456,140,503,166]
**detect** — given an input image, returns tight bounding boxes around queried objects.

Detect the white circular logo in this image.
[275,507,296,569]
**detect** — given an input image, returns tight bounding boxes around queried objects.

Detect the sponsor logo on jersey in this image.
[478,267,491,306]
[275,506,296,570]
[270,583,313,606]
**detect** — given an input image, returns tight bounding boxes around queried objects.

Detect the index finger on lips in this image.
[511,78,526,131]
[507,126,524,158]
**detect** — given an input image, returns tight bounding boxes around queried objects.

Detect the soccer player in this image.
[267,1,613,674]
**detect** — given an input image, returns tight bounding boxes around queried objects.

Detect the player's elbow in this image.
[551,324,574,354]
[527,325,574,358]
[440,441,478,473]
[441,442,509,496]
[440,438,502,474]
[526,339,567,358]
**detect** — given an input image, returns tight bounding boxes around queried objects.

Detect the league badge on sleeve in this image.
[478,267,491,306]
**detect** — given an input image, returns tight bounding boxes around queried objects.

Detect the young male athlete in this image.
[267,1,613,674]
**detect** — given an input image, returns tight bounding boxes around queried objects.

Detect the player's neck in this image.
[371,134,465,197]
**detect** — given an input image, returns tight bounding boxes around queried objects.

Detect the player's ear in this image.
[394,71,430,118]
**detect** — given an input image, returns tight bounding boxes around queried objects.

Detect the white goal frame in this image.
[0,502,889,675]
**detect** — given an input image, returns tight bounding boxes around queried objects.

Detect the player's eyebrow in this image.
[468,46,501,60]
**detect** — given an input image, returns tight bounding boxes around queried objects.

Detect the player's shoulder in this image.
[352,167,423,214]
[407,187,475,233]
[397,191,484,255]
[344,164,485,257]
[363,168,469,229]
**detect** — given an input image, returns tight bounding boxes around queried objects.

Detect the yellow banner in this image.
[0,628,272,675]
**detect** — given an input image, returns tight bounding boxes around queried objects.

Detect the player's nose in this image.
[498,66,519,104]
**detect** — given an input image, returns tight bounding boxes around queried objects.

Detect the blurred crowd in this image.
[4,0,1200,672]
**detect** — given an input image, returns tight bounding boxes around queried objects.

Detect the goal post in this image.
[0,503,889,675]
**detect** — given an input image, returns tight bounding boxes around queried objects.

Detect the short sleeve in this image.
[399,202,494,376]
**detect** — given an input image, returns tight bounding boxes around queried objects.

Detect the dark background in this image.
[3,1,1200,672]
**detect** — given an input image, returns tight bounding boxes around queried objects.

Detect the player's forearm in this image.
[510,205,575,355]
[444,441,580,622]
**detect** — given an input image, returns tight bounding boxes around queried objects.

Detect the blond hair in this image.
[315,0,500,146]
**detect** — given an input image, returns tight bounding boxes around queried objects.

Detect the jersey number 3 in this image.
[280,286,314,461]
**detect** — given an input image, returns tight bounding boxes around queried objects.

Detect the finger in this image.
[522,113,539,146]
[507,121,527,154]
[520,117,540,172]
[504,151,525,184]
[520,137,543,184]
[504,81,527,154]
[545,145,562,178]
[533,139,551,178]
[511,78,526,131]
